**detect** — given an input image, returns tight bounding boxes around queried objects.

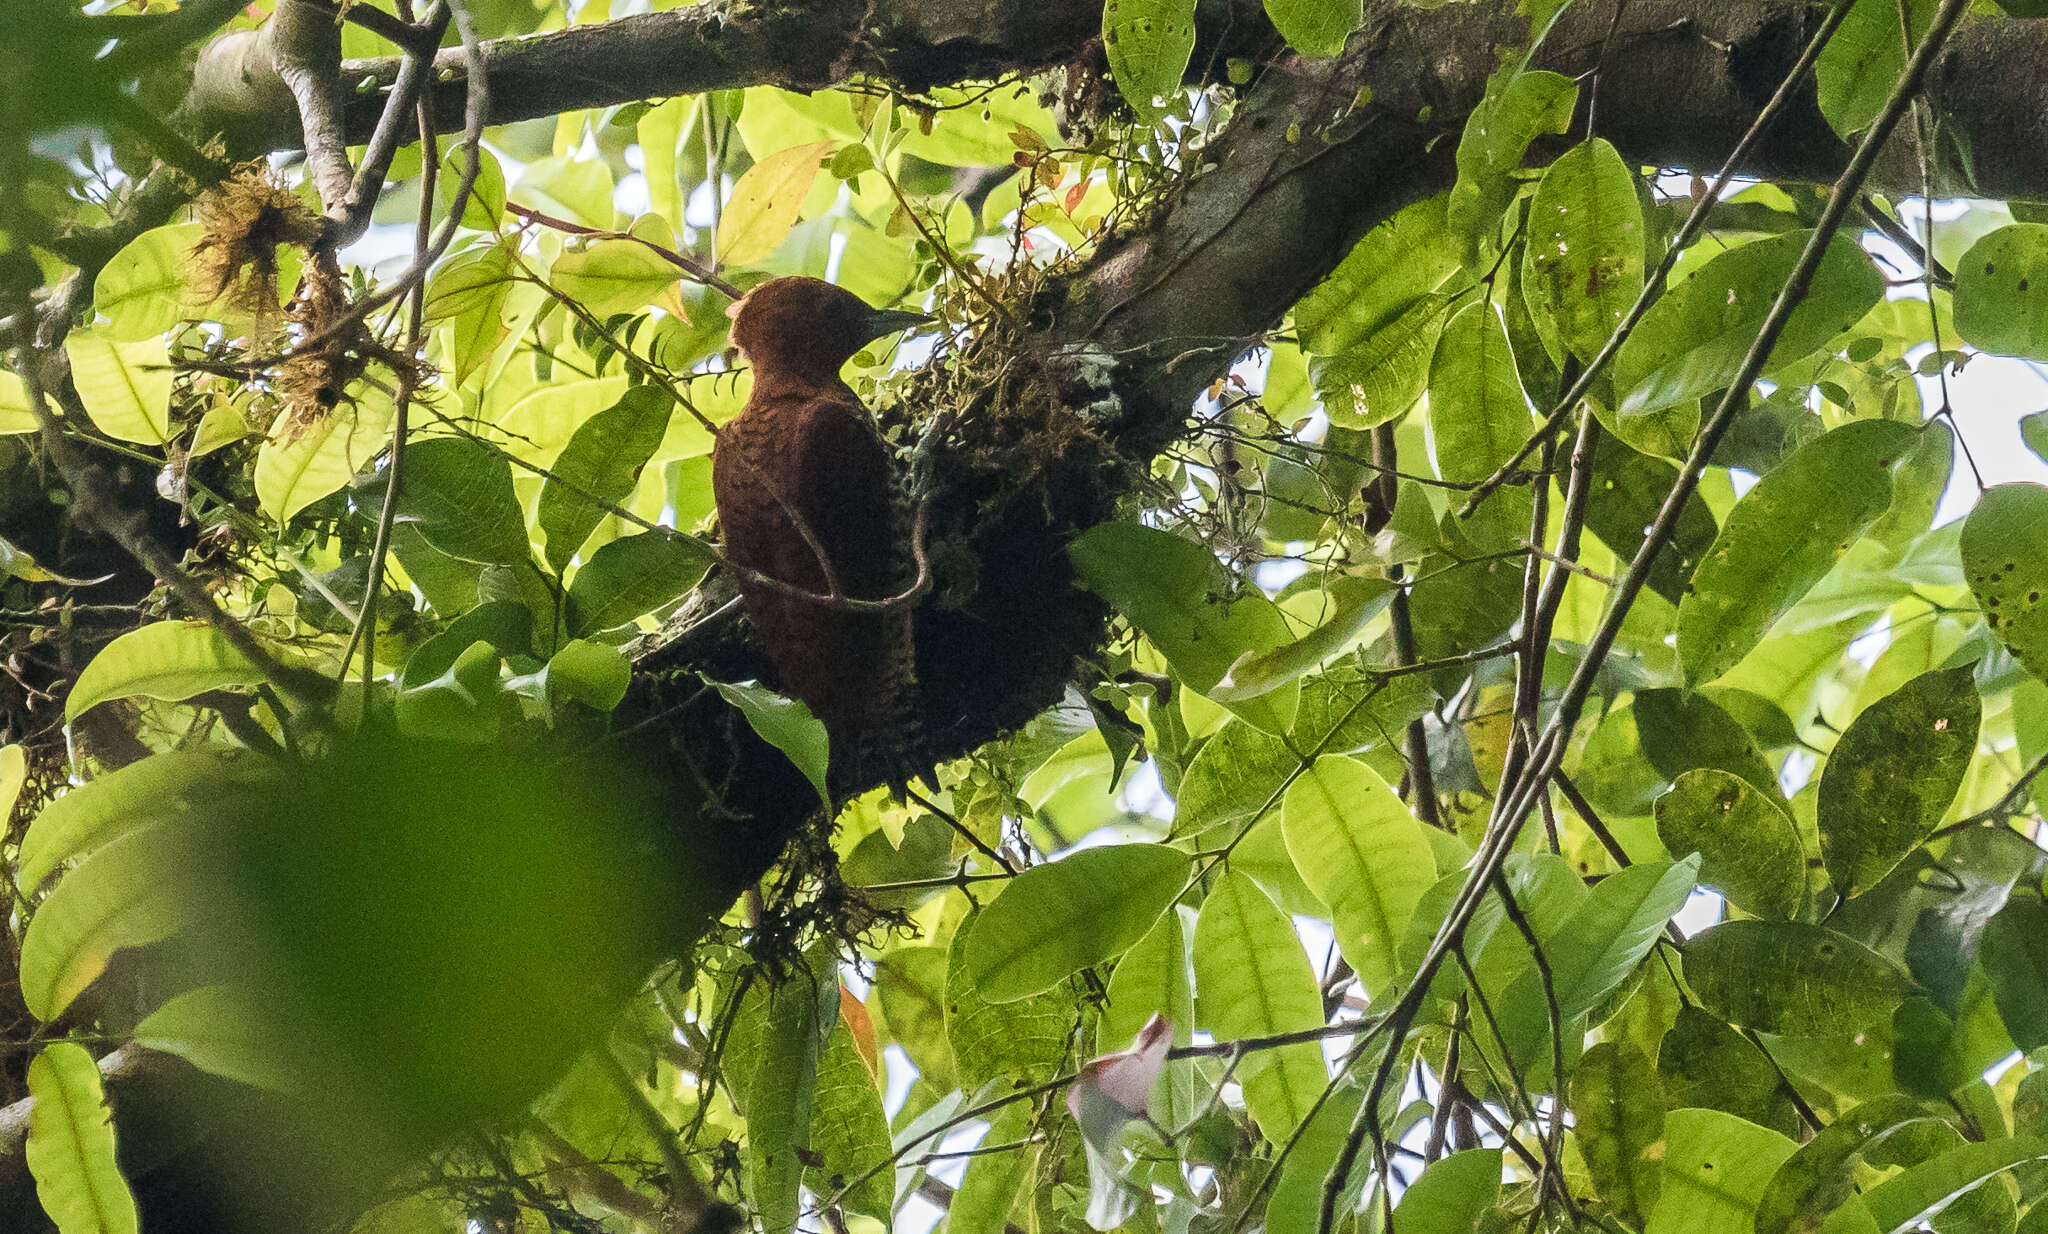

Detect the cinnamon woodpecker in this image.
[712,276,929,787]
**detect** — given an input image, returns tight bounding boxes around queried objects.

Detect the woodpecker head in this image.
[725,276,929,383]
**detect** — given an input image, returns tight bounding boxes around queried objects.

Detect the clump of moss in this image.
[191,164,325,328]
[274,248,374,436]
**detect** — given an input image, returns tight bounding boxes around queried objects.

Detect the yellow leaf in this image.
[717,141,833,267]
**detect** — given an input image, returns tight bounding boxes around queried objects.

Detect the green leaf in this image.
[945,910,1078,1089]
[565,531,711,636]
[20,826,182,1022]
[537,639,631,713]
[380,436,531,565]
[1394,1147,1504,1234]
[1266,1084,1371,1234]
[92,222,199,340]
[1174,673,1435,834]
[709,678,832,809]
[718,141,833,267]
[730,964,835,1234]
[18,747,264,893]
[551,239,680,317]
[422,243,516,322]
[1211,576,1391,702]
[1583,437,1721,608]
[0,369,35,435]
[1754,1094,1933,1234]
[0,744,22,830]
[1685,920,1915,1036]
[256,395,393,523]
[1677,419,1919,685]
[1280,756,1434,996]
[65,621,275,720]
[1817,0,1933,137]
[1309,290,1455,428]
[1956,225,2048,360]
[1445,69,1579,262]
[1615,231,1884,418]
[1069,522,1298,732]
[1428,299,1535,550]
[1569,1042,1664,1227]
[1817,664,1982,898]
[1295,196,1460,357]
[1634,687,1783,802]
[437,143,506,231]
[1494,856,1701,1074]
[1963,483,2048,682]
[1192,871,1326,1142]
[1655,769,1806,919]
[26,1041,139,1234]
[538,385,674,572]
[965,843,1191,1003]
[1102,0,1196,116]
[1262,0,1359,56]
[1523,139,1646,361]
[132,986,301,1092]
[64,330,171,445]
[806,1022,893,1220]
[1641,1108,1796,1234]
[1657,1005,1795,1130]
[1865,1137,2048,1234]
[1980,896,2048,1052]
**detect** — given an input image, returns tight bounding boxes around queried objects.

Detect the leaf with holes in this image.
[1102,0,1195,116]
[1963,483,2048,682]
[1817,665,1981,898]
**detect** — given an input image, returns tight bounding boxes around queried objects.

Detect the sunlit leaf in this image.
[551,239,680,316]
[565,530,710,635]
[65,621,276,720]
[1394,1147,1503,1234]
[1192,871,1325,1141]
[1677,419,1918,685]
[92,222,200,340]
[255,394,393,522]
[718,141,834,267]
[1523,138,1645,362]
[1069,521,1298,732]
[20,826,183,1022]
[1262,0,1360,57]
[1614,231,1883,418]
[1570,1042,1663,1227]
[1817,0,1934,137]
[1102,0,1195,116]
[25,1041,139,1234]
[64,330,171,445]
[965,843,1190,1003]
[1281,756,1433,995]
[1641,1108,1796,1234]
[1963,483,2048,682]
[538,385,674,572]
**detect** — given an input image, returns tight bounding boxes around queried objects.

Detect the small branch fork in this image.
[1320,3,1972,1228]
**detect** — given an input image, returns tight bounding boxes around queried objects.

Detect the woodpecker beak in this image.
[861,307,932,342]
